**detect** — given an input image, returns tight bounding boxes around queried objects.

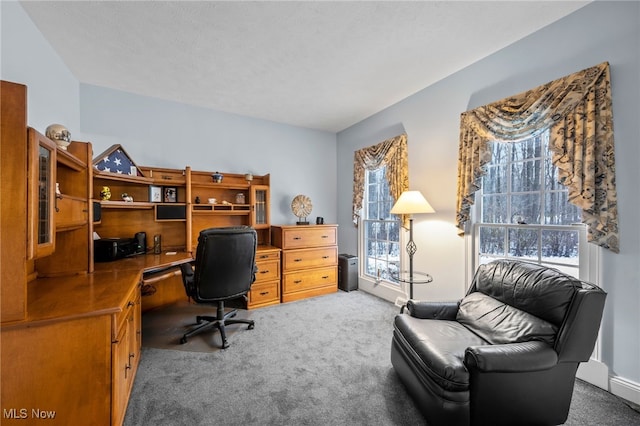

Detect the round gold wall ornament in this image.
[291,194,312,225]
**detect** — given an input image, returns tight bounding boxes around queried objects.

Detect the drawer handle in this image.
[293,237,302,240]
[127,301,135,307]
[322,275,329,279]
[260,291,270,296]
[260,270,269,274]
[321,235,328,238]
[322,256,329,259]
[294,258,302,262]
[259,255,269,259]
[294,280,302,284]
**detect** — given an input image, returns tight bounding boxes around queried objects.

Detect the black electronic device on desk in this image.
[94,236,142,262]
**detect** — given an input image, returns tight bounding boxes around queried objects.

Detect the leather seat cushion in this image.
[456,292,558,346]
[394,314,488,392]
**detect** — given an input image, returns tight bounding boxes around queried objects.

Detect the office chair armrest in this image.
[179,262,196,297]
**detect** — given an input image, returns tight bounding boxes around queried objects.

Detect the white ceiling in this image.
[20,1,589,133]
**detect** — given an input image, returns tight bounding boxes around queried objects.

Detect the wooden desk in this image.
[0,253,192,426]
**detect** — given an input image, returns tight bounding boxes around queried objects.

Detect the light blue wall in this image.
[337,1,640,386]
[78,84,337,226]
[1,1,79,133]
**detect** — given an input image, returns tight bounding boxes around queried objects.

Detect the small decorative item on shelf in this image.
[163,186,177,203]
[121,193,133,202]
[45,123,71,150]
[56,182,62,196]
[291,194,312,225]
[245,173,253,184]
[235,192,245,204]
[222,200,231,205]
[100,186,111,201]
[212,172,223,183]
[208,198,217,204]
[149,185,162,202]
[195,196,201,204]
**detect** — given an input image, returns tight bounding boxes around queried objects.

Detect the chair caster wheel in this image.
[180,336,188,344]
[248,323,255,330]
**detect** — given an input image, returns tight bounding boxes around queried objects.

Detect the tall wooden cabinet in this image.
[1,80,28,323]
[1,80,142,426]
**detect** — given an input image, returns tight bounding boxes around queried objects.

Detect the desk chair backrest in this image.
[185,226,257,302]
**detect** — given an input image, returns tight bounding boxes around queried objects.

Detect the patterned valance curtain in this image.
[353,133,409,227]
[456,62,619,253]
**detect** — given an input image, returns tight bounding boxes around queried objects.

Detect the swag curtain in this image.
[353,134,409,228]
[456,62,619,253]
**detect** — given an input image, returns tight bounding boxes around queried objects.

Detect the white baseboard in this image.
[394,297,407,308]
[610,375,640,407]
[577,358,609,389]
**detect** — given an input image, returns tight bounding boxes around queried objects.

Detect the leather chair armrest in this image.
[464,341,558,373]
[407,300,460,319]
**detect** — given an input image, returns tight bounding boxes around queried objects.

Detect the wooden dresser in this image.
[271,225,338,303]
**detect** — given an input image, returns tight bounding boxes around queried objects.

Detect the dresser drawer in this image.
[248,281,280,306]
[255,259,280,283]
[256,250,280,262]
[274,226,337,249]
[112,284,140,342]
[282,246,337,271]
[282,266,337,293]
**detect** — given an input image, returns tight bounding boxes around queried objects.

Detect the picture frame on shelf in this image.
[149,185,162,203]
[163,186,178,203]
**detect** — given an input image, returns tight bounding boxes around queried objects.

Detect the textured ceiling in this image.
[20,1,589,132]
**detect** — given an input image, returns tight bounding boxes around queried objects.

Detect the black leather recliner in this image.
[391,259,607,426]
[179,226,258,349]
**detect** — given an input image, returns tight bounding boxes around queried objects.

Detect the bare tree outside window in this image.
[362,167,401,283]
[477,131,583,276]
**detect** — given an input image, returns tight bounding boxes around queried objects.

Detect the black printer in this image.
[94,238,138,262]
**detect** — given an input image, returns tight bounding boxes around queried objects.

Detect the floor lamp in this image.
[390,190,435,299]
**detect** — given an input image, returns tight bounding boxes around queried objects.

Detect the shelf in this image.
[191,182,249,190]
[57,149,86,171]
[100,200,155,209]
[94,170,154,184]
[192,204,250,212]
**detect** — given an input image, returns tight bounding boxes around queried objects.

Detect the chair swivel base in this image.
[180,306,254,349]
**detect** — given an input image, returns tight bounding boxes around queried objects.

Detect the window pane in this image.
[541,229,579,264]
[482,164,507,194]
[544,156,564,190]
[479,226,505,256]
[510,193,541,224]
[508,228,538,259]
[362,165,400,283]
[511,135,542,161]
[367,202,379,220]
[482,194,507,223]
[511,159,541,192]
[545,191,581,225]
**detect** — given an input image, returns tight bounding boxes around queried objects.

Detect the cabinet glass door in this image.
[251,185,270,228]
[28,128,56,259]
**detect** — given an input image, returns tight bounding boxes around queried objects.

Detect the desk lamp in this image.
[390,190,435,299]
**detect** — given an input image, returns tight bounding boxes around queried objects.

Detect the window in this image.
[362,166,401,283]
[475,131,586,278]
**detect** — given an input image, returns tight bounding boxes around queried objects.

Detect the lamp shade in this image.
[390,190,435,215]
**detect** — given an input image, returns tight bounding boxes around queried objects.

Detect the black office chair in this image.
[179,226,257,349]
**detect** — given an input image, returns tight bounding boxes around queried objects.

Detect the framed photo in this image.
[163,186,178,203]
[149,185,162,203]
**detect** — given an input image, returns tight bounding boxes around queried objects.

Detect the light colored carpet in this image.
[127,290,640,425]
